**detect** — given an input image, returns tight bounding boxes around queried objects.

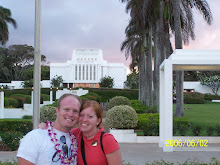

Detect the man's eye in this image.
[73,110,78,113]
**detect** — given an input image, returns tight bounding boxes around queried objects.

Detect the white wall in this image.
[183,81,220,95]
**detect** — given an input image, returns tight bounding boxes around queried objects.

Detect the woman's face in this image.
[78,107,101,135]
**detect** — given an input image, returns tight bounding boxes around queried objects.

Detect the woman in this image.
[40,100,123,165]
[72,100,123,165]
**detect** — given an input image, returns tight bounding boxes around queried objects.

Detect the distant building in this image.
[50,49,127,89]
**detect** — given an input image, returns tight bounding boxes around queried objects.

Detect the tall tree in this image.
[173,0,213,117]
[0,45,46,81]
[0,6,17,45]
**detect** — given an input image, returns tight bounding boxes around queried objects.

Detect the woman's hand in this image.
[38,122,47,129]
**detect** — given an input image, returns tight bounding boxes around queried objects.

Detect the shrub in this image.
[206,126,215,136]
[87,88,138,102]
[7,98,19,108]
[80,92,101,102]
[9,94,26,108]
[106,105,138,129]
[0,119,32,135]
[204,93,220,101]
[216,124,220,136]
[0,131,24,151]
[22,115,32,119]
[108,96,130,110]
[136,113,159,136]
[191,125,202,136]
[184,92,204,104]
[41,94,50,101]
[130,100,157,113]
[173,117,190,136]
[40,106,57,122]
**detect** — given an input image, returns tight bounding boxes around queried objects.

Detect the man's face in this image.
[55,96,81,132]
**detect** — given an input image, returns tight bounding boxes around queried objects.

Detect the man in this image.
[17,93,82,165]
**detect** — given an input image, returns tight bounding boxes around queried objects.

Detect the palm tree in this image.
[0,6,17,45]
[173,0,213,117]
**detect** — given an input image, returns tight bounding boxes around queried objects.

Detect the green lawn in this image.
[174,102,220,127]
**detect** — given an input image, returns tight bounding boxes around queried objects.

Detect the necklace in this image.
[46,121,77,165]
[85,128,99,139]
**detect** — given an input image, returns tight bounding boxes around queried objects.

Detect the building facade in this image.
[50,49,127,89]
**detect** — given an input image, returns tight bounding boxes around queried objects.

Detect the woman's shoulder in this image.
[71,127,82,139]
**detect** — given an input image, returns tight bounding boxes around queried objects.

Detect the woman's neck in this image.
[83,128,99,139]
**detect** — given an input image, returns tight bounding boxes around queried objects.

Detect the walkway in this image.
[1,143,220,164]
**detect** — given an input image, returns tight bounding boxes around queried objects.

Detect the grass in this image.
[135,102,220,136]
[174,102,220,127]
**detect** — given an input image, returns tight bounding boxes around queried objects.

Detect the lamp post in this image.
[33,0,42,129]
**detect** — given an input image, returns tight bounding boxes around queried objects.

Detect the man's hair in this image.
[57,93,82,109]
[80,100,103,127]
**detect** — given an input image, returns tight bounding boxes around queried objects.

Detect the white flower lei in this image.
[46,121,77,164]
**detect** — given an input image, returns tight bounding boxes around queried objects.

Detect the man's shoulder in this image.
[22,129,48,141]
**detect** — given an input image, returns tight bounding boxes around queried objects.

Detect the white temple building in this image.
[50,49,127,89]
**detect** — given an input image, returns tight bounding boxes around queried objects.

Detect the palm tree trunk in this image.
[146,25,153,107]
[173,0,184,117]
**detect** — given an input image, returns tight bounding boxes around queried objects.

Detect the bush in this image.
[216,124,220,136]
[130,100,157,113]
[22,115,32,119]
[191,125,202,136]
[0,119,32,135]
[40,106,57,122]
[106,105,138,129]
[173,117,190,136]
[80,92,101,102]
[206,126,215,136]
[108,96,130,110]
[204,93,220,101]
[41,94,50,101]
[0,131,24,151]
[10,94,31,108]
[7,98,19,108]
[184,92,204,104]
[136,113,159,136]
[87,88,138,102]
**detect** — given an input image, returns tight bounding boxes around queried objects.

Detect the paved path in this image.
[1,143,220,164]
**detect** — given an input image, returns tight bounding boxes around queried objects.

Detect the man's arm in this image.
[18,157,34,165]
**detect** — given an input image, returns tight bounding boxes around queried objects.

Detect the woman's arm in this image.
[106,149,123,165]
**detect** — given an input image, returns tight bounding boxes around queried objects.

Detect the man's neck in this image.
[53,122,71,133]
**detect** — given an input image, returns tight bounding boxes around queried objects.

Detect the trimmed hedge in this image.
[80,92,101,102]
[0,119,32,135]
[87,88,138,102]
[204,93,220,101]
[0,131,24,151]
[136,113,159,136]
[130,100,157,113]
[184,92,204,104]
[108,96,130,110]
[4,98,19,108]
[136,114,190,136]
[106,105,138,129]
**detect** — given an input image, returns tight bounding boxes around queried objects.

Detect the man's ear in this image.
[56,107,59,114]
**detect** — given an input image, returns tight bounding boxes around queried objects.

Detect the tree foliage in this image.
[99,76,114,88]
[0,6,17,45]
[51,75,63,87]
[125,71,139,89]
[200,75,220,95]
[0,45,46,82]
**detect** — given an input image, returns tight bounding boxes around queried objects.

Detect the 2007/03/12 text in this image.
[166,139,208,147]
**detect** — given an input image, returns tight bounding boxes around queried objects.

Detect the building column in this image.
[50,89,53,104]
[0,89,4,119]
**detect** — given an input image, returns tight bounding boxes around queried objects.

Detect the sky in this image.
[1,0,220,74]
